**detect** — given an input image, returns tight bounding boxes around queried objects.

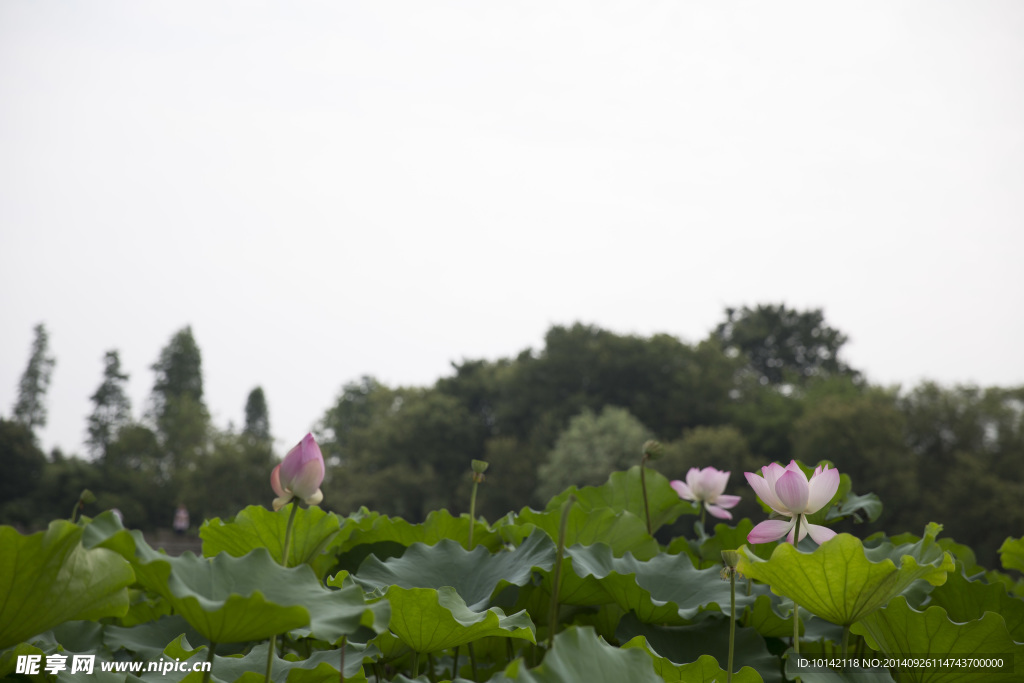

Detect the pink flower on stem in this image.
[744,461,840,545]
[271,433,325,511]
[670,467,742,520]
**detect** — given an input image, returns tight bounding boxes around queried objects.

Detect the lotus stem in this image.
[792,513,802,656]
[469,643,479,680]
[427,651,437,683]
[640,454,652,535]
[842,625,850,660]
[202,642,216,683]
[452,646,460,678]
[282,500,300,568]
[411,651,420,678]
[469,480,479,549]
[728,568,736,682]
[548,495,575,649]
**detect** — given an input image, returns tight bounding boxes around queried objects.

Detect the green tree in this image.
[713,304,857,386]
[148,326,209,481]
[12,323,56,438]
[536,406,653,502]
[86,350,132,458]
[243,387,271,443]
[791,386,914,528]
[0,418,48,525]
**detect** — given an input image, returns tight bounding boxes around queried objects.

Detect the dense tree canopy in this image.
[2,308,1021,567]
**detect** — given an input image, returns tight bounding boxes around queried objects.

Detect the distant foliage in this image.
[11,323,56,437]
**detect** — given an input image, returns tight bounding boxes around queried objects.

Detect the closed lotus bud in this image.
[80,489,96,504]
[271,433,325,511]
[642,440,663,461]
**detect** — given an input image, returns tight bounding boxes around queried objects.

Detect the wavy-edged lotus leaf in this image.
[118,587,173,627]
[737,530,953,627]
[200,505,343,577]
[616,613,782,683]
[824,490,883,525]
[621,637,764,682]
[353,529,556,610]
[121,534,377,644]
[696,519,776,567]
[546,466,697,533]
[1001,537,1024,574]
[339,508,502,554]
[383,586,535,653]
[746,594,793,639]
[105,615,206,662]
[494,626,661,683]
[851,596,1024,683]
[562,543,758,624]
[926,570,1024,640]
[290,583,391,644]
[0,520,134,649]
[502,506,658,559]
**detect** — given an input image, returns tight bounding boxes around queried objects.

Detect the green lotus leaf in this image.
[105,615,206,662]
[746,594,793,639]
[824,490,883,525]
[0,520,134,649]
[546,466,697,533]
[851,596,1024,683]
[200,505,343,578]
[339,508,502,554]
[502,506,659,559]
[621,636,764,682]
[290,583,391,644]
[737,531,954,627]
[616,613,782,683]
[561,543,758,624]
[494,626,661,683]
[122,535,375,644]
[926,570,1024,640]
[383,586,535,653]
[1000,537,1024,574]
[353,529,556,610]
[696,519,775,568]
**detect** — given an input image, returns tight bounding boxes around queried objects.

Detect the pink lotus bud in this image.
[271,433,325,511]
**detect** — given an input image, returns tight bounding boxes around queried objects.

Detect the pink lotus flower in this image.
[271,433,325,511]
[670,467,742,520]
[744,461,839,545]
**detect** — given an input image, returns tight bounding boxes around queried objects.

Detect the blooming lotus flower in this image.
[670,467,742,520]
[744,461,839,545]
[271,433,325,511]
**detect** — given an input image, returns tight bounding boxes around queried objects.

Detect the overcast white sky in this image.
[2,1,1023,457]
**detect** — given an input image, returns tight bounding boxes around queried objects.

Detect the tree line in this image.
[3,305,1022,564]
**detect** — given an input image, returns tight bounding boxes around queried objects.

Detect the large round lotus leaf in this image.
[546,466,697,533]
[924,570,1024,640]
[502,506,659,559]
[200,505,343,577]
[561,543,758,624]
[851,596,1024,683]
[737,530,953,627]
[616,613,782,683]
[1000,537,1024,574]
[125,534,377,644]
[621,637,764,682]
[353,529,556,610]
[339,508,502,554]
[384,586,535,653]
[494,626,661,683]
[0,520,134,649]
